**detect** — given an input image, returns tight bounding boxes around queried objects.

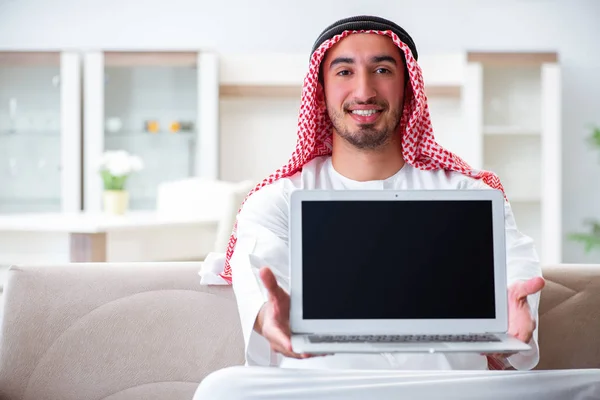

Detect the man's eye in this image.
[337,70,351,76]
[375,68,390,74]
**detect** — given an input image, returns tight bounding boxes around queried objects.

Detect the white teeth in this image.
[351,109,379,116]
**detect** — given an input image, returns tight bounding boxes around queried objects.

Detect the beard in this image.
[328,100,402,150]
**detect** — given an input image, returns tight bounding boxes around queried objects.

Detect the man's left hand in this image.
[486,276,545,359]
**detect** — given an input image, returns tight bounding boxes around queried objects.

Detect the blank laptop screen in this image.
[301,200,497,320]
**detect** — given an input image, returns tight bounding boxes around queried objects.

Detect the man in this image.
[193,15,598,399]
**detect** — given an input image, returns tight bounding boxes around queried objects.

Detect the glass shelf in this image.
[483,126,540,136]
[0,130,61,138]
[104,130,196,139]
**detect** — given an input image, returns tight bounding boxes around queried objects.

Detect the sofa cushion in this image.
[0,262,244,400]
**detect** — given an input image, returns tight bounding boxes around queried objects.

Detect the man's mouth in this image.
[350,109,381,117]
[347,108,383,124]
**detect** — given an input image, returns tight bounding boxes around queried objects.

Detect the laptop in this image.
[288,189,531,354]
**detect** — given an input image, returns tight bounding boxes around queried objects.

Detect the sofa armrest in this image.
[537,264,600,369]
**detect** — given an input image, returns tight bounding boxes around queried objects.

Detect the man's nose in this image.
[353,71,377,102]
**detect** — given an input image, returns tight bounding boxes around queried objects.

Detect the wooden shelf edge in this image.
[0,51,61,66]
[467,51,558,65]
[220,84,462,98]
[425,85,462,97]
[220,84,302,98]
[104,51,198,67]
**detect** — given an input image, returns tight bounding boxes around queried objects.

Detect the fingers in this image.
[511,277,546,299]
[509,316,536,344]
[512,323,535,344]
[259,267,323,360]
[259,267,286,303]
[266,328,317,359]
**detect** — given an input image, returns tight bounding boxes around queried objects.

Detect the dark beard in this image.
[328,104,402,151]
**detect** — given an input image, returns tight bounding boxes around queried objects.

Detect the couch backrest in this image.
[0,262,598,400]
[537,264,600,370]
[0,262,245,400]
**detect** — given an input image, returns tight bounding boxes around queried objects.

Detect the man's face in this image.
[320,33,406,150]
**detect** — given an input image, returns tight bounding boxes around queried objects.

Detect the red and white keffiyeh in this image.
[219,29,505,284]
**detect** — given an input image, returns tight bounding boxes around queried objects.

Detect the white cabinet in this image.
[82,51,219,212]
[0,51,81,214]
[464,52,562,264]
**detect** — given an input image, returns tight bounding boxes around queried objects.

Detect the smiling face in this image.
[320,33,406,150]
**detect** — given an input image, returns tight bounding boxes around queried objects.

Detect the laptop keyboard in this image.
[307,334,501,343]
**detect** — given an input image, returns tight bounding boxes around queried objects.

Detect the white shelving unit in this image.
[464,52,562,265]
[1,48,559,267]
[0,51,81,214]
[82,51,219,212]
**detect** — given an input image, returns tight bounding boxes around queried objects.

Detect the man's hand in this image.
[254,267,316,359]
[507,276,545,344]
[486,276,545,359]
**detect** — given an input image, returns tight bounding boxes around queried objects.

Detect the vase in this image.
[103,190,129,215]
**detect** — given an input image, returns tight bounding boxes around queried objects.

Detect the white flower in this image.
[98,150,144,177]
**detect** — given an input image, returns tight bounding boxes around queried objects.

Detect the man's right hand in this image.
[254,267,315,359]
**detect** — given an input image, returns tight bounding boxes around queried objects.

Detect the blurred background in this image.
[0,0,599,287]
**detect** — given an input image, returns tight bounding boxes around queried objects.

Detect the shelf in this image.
[104,51,198,67]
[0,51,61,66]
[104,131,196,138]
[0,198,61,214]
[425,85,462,97]
[219,84,462,98]
[220,84,301,98]
[483,126,540,136]
[0,130,61,138]
[467,52,558,66]
[104,132,196,143]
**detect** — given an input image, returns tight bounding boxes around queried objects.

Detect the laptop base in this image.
[291,333,531,354]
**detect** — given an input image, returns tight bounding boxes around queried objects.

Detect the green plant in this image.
[97,150,144,191]
[568,125,600,253]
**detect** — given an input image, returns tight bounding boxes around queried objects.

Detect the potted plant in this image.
[97,150,144,215]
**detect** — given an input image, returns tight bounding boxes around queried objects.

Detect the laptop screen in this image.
[301,199,497,320]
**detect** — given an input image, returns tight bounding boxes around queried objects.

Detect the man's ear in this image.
[316,83,326,107]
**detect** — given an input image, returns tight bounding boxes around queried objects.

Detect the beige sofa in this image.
[0,262,598,400]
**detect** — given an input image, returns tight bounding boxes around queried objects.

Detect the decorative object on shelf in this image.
[180,121,194,132]
[169,121,181,133]
[105,117,123,133]
[568,125,600,253]
[97,150,144,215]
[144,120,160,134]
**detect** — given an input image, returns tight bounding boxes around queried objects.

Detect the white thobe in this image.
[194,156,600,399]
[227,155,542,371]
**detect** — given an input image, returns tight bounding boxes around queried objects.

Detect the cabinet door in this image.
[0,51,81,214]
[465,52,562,264]
[83,51,219,212]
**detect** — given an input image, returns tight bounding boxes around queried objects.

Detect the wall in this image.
[0,0,599,263]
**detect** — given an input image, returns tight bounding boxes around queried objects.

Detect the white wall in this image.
[1,0,599,263]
